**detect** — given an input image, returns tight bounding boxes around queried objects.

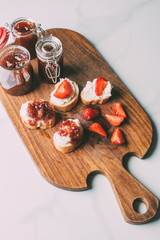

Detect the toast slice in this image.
[50,78,79,112]
[81,78,112,105]
[20,99,56,129]
[53,119,83,153]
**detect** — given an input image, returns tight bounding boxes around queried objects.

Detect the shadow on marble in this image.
[86,171,102,190]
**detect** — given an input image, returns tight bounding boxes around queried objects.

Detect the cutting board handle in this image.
[102,160,159,224]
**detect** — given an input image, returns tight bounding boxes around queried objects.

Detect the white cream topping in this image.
[50,78,76,106]
[53,119,80,146]
[20,101,32,122]
[82,78,112,101]
[67,118,80,127]
[54,132,71,147]
[20,100,49,127]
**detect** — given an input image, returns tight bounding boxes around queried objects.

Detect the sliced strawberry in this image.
[82,108,100,120]
[105,114,124,126]
[111,128,125,144]
[95,77,107,96]
[54,79,73,99]
[112,102,127,118]
[89,122,107,137]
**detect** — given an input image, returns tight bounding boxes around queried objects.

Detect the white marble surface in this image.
[0,0,160,239]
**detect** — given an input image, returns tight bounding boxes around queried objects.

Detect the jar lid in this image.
[35,35,63,61]
[0,27,9,49]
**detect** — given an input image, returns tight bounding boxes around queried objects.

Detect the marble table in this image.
[0,0,160,239]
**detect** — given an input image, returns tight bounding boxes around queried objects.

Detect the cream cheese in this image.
[82,78,112,101]
[20,101,32,122]
[20,100,47,127]
[54,132,71,146]
[53,119,80,146]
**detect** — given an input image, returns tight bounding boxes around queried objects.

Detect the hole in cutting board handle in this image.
[133,198,148,214]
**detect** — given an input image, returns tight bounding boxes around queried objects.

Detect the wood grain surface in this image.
[0,28,159,223]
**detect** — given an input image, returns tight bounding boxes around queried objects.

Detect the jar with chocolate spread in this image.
[0,45,34,96]
[7,17,44,59]
[35,35,63,84]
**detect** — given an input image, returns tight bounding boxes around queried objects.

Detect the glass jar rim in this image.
[11,17,37,37]
[35,35,63,61]
[0,45,30,70]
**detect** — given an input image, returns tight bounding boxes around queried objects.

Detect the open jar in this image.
[36,35,63,84]
[6,17,44,59]
[0,45,34,96]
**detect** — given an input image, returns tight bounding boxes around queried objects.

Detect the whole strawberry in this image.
[82,108,100,120]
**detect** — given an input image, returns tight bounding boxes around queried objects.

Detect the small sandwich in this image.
[53,119,83,153]
[20,99,56,129]
[81,77,112,105]
[50,78,79,111]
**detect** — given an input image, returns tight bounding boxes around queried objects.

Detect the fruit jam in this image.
[0,46,34,96]
[57,120,80,144]
[14,21,35,34]
[12,19,38,59]
[27,100,55,126]
[2,52,28,69]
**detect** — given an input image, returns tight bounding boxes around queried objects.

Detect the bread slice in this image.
[53,119,83,153]
[81,78,112,105]
[20,100,56,130]
[20,116,55,130]
[50,78,79,112]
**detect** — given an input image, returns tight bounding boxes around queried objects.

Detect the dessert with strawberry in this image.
[81,77,112,105]
[50,78,79,111]
[53,119,83,153]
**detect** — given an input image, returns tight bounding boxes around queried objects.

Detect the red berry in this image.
[82,108,100,120]
[105,114,124,126]
[112,102,127,118]
[111,128,125,145]
[89,122,107,137]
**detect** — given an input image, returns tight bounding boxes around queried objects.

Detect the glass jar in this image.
[7,17,44,59]
[0,45,34,96]
[36,35,63,84]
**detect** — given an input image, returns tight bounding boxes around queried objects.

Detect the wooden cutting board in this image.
[0,28,159,224]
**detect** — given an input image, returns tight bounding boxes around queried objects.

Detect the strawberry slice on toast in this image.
[95,77,107,96]
[54,79,73,99]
